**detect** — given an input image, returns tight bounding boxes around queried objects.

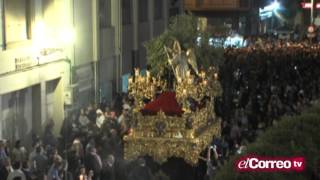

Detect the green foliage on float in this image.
[144,14,224,76]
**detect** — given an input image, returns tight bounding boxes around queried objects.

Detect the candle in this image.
[203,80,207,85]
[135,68,140,76]
[128,128,133,136]
[186,70,190,77]
[202,72,206,78]
[128,77,133,84]
[183,89,187,95]
[190,133,194,139]
[214,73,218,80]
[146,70,150,77]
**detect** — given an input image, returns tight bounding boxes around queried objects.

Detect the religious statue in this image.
[164,40,199,80]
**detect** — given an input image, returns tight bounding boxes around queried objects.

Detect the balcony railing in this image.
[184,0,251,11]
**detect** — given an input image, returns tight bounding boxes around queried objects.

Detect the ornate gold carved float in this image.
[124,54,222,165]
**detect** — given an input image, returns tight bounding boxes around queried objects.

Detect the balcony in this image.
[183,0,251,11]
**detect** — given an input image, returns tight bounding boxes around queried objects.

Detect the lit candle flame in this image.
[214,73,218,80]
[135,68,140,76]
[183,89,187,95]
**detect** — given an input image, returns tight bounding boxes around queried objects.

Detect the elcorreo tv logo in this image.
[235,155,305,172]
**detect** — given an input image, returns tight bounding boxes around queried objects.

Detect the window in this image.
[122,0,131,25]
[99,0,111,28]
[154,0,163,20]
[3,0,33,47]
[139,0,148,22]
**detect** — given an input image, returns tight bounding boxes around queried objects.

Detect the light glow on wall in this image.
[58,27,75,46]
[33,21,48,49]
[32,21,75,53]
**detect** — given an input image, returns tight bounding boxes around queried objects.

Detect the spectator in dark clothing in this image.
[84,147,102,180]
[68,138,84,177]
[42,120,58,148]
[21,161,32,180]
[114,158,130,180]
[128,158,153,180]
[0,140,8,168]
[100,155,116,180]
[60,113,78,143]
[112,93,123,116]
[87,106,97,123]
[0,158,11,180]
[30,146,48,179]
[102,129,122,157]
[99,97,108,114]
[13,177,22,180]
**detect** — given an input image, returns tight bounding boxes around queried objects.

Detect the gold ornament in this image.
[125,66,222,165]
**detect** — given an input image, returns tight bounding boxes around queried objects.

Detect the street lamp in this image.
[271,0,280,12]
[261,0,280,12]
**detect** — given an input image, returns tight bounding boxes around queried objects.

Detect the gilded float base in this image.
[123,119,221,165]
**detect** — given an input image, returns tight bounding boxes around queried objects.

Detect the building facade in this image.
[0,0,181,144]
[0,0,98,144]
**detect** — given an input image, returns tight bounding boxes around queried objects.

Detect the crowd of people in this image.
[206,42,320,178]
[0,93,158,180]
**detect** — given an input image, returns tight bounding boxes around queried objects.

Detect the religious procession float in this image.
[123,14,224,165]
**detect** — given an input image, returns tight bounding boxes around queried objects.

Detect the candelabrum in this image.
[175,69,221,112]
[128,68,166,111]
